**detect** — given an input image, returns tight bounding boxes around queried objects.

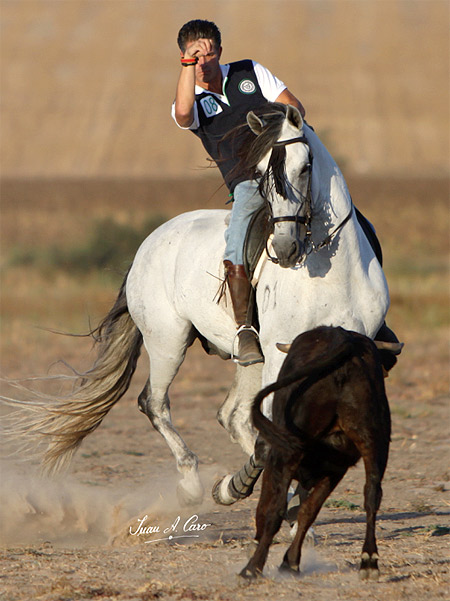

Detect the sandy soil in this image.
[0,328,449,601]
[0,174,449,600]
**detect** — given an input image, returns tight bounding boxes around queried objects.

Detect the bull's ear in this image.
[247,111,265,135]
[276,342,291,354]
[286,104,303,130]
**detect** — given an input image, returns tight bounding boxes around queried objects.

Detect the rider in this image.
[173,19,306,367]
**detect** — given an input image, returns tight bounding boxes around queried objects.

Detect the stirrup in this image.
[231,325,260,364]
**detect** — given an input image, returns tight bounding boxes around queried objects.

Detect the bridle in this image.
[264,134,353,265]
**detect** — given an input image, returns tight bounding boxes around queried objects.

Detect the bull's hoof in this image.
[238,566,263,581]
[212,475,237,505]
[279,561,301,577]
[359,552,380,580]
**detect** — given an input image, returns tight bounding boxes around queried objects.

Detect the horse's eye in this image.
[300,164,310,176]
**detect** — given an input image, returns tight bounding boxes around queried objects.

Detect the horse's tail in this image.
[3,273,143,474]
[251,338,353,455]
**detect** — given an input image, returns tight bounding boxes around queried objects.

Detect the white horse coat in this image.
[126,107,389,503]
[3,105,389,505]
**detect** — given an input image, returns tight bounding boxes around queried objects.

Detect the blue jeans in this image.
[223,180,265,265]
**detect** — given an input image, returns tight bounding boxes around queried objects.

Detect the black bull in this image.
[241,326,391,580]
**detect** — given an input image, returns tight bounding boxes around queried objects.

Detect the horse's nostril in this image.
[290,242,299,256]
[287,241,301,261]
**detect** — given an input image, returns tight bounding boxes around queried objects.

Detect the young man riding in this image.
[172,19,400,368]
[173,19,306,367]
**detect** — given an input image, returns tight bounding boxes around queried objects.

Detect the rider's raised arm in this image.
[174,56,197,128]
[174,38,215,128]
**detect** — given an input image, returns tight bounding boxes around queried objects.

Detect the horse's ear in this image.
[286,104,303,130]
[247,111,265,135]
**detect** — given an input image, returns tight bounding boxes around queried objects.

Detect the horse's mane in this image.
[221,102,289,191]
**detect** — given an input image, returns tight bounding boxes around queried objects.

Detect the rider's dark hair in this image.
[177,20,222,52]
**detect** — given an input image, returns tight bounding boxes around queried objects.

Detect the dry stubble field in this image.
[0,176,449,601]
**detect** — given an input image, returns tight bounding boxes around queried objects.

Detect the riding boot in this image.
[224,261,264,366]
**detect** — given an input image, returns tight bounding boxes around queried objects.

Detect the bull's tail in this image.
[252,339,354,454]
[2,274,143,474]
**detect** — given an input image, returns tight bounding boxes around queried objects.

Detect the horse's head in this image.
[247,104,312,268]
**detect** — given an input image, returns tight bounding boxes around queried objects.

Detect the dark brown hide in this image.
[241,326,391,580]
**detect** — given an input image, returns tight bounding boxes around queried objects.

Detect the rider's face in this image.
[185,38,222,87]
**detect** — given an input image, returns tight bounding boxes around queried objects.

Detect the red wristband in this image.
[181,56,198,66]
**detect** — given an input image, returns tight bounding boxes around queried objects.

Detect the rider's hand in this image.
[182,38,213,60]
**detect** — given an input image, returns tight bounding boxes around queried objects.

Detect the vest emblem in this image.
[238,79,256,94]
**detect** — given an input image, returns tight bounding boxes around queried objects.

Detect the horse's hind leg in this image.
[138,325,204,505]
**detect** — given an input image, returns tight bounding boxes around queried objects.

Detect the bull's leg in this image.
[359,452,386,580]
[280,472,344,574]
[240,453,295,579]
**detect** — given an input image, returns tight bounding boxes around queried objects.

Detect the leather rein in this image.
[265,135,353,265]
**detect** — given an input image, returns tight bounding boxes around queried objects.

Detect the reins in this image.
[307,205,353,254]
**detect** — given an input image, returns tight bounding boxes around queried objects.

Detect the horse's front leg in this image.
[216,363,262,455]
[212,436,268,505]
[213,363,263,505]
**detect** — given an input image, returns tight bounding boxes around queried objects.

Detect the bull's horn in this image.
[276,342,292,354]
[375,340,404,355]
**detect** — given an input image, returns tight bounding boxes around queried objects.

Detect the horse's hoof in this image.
[359,552,380,580]
[212,475,237,505]
[176,480,204,507]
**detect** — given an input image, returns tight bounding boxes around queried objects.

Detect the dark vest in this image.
[193,60,268,191]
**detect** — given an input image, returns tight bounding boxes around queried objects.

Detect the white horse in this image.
[4,104,390,505]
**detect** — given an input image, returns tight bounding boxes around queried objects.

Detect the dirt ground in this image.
[0,328,449,601]
[0,177,449,600]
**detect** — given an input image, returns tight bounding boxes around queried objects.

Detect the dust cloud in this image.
[0,460,219,549]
